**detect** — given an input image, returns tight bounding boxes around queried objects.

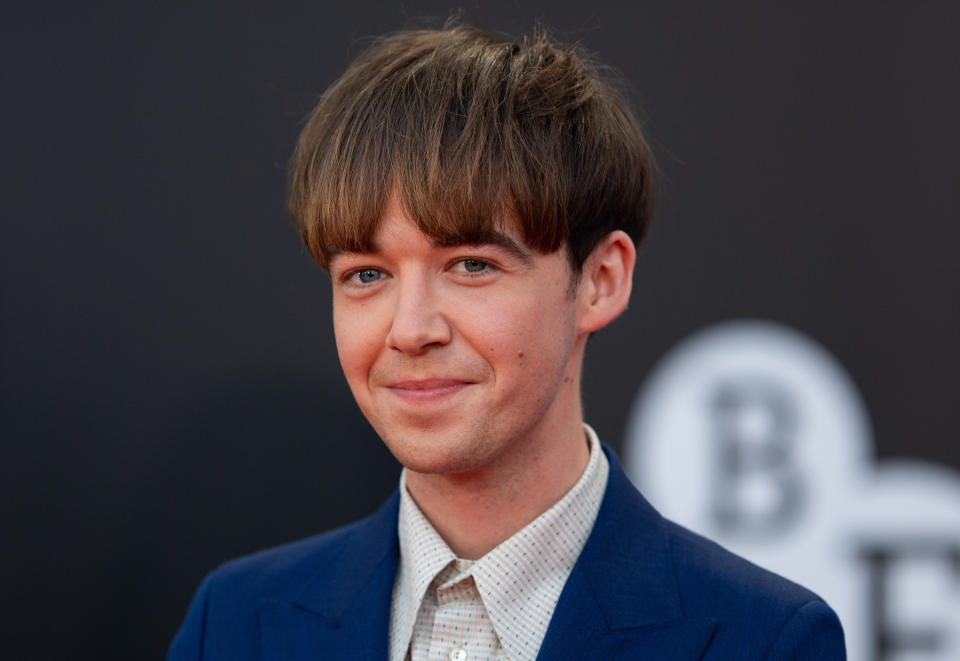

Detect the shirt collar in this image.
[392,472,457,661]
[393,424,610,660]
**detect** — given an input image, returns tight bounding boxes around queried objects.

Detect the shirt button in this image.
[449,648,467,661]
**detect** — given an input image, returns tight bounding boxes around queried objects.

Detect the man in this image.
[169,24,845,660]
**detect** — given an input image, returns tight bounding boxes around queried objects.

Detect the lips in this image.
[384,378,474,403]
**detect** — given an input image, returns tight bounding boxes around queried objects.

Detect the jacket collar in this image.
[536,445,716,659]
[577,444,685,629]
[291,490,401,619]
[258,491,401,661]
[258,446,715,660]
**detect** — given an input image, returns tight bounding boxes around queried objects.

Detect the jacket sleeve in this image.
[167,574,214,661]
[764,599,846,661]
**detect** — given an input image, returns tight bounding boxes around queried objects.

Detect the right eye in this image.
[349,268,383,284]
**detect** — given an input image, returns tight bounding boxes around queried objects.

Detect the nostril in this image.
[386,305,452,354]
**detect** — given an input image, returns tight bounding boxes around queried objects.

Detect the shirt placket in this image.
[428,567,487,661]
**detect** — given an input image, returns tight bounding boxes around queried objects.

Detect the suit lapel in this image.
[255,447,717,661]
[537,447,717,660]
[258,492,401,661]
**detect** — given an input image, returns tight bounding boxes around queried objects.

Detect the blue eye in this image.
[460,259,487,273]
[355,269,382,283]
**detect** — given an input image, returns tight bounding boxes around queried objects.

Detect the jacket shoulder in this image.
[663,518,819,613]
[595,447,844,659]
[206,515,370,599]
[661,518,845,659]
[168,494,400,661]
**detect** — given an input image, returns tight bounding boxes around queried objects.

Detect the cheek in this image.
[453,299,529,357]
[459,291,574,368]
[505,290,576,346]
[513,297,580,377]
[333,302,385,380]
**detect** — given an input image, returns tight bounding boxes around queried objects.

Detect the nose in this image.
[385,276,452,355]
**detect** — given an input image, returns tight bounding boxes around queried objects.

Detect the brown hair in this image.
[289,23,654,272]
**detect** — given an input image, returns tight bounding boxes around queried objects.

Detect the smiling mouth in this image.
[385,378,473,403]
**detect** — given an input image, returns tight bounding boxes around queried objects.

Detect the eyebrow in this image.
[328,230,536,267]
[431,231,535,266]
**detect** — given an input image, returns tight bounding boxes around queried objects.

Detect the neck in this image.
[403,391,590,560]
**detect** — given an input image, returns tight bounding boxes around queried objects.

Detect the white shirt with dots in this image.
[388,425,610,661]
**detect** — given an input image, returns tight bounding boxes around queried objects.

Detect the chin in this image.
[379,426,495,476]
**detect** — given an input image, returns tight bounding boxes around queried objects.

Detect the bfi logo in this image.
[625,321,960,661]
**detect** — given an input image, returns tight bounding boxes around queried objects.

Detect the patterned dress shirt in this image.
[389,425,610,661]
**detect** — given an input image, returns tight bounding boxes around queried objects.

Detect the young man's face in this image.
[329,193,587,477]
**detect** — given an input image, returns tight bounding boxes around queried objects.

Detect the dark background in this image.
[3,1,958,658]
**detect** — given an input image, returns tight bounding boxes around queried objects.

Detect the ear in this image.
[576,230,636,334]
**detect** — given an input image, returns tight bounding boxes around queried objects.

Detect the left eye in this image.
[456,259,488,273]
[353,268,382,283]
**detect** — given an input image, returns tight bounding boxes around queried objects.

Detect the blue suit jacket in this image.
[168,446,845,660]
